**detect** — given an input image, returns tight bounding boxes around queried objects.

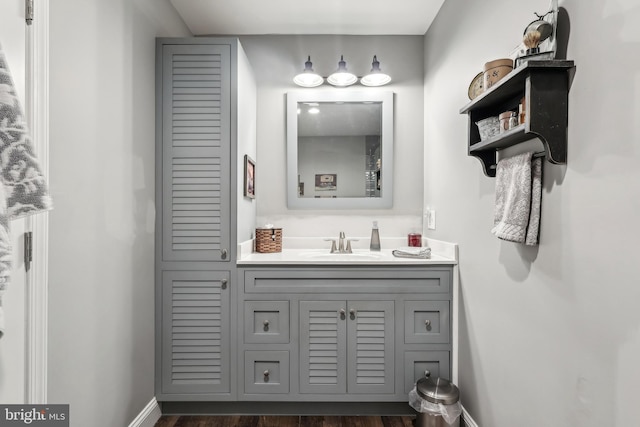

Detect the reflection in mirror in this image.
[298,102,381,199]
[287,91,393,209]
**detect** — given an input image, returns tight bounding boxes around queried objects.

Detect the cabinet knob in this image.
[221,279,227,290]
[263,370,270,381]
[425,319,431,328]
[220,249,228,260]
[263,319,270,331]
[339,309,346,319]
[424,370,431,379]
[349,308,356,319]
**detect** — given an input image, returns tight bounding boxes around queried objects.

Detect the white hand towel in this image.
[491,152,542,245]
[392,247,432,259]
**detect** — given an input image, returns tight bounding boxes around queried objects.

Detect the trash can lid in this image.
[416,374,460,405]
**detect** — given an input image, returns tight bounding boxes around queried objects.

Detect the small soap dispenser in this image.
[370,221,381,251]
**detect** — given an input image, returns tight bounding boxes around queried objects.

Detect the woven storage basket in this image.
[255,228,282,253]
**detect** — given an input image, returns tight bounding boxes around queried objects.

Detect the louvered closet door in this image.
[299,301,347,394]
[161,270,230,394]
[346,300,395,394]
[162,44,231,262]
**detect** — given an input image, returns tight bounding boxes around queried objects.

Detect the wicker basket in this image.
[255,228,282,253]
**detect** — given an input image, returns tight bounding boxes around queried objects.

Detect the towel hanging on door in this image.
[0,42,53,338]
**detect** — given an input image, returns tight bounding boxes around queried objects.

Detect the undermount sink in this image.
[299,250,385,261]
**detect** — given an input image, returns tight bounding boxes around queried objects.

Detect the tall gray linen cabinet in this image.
[155,37,257,401]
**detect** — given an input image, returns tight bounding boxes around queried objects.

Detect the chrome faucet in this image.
[338,231,346,253]
[325,232,356,254]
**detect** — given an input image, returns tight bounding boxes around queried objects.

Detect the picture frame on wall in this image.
[244,155,255,199]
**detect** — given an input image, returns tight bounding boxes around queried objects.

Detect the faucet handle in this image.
[345,239,359,253]
[323,238,338,253]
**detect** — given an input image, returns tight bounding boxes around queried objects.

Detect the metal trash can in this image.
[409,371,461,427]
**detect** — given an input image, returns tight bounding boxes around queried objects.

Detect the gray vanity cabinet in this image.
[238,267,453,403]
[299,300,394,395]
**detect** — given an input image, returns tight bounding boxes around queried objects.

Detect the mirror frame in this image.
[286,90,394,209]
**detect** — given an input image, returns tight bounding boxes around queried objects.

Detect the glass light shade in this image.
[293,56,323,87]
[360,55,391,87]
[360,73,391,87]
[327,55,357,87]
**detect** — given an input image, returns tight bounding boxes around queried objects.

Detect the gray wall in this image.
[239,35,425,239]
[424,0,640,426]
[48,1,190,425]
[236,42,258,244]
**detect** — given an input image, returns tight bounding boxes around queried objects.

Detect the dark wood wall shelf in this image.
[460,60,575,177]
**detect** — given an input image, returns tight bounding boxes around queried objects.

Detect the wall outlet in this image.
[426,208,436,230]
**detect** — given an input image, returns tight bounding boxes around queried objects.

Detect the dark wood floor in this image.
[155,416,415,427]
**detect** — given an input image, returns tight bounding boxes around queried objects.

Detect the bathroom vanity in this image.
[237,264,453,402]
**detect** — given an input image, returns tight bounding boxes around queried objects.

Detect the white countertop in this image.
[237,237,458,266]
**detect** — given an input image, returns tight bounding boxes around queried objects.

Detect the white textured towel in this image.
[491,152,542,245]
[0,43,52,338]
[392,247,432,259]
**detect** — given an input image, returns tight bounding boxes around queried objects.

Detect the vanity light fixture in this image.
[294,55,391,88]
[293,56,324,88]
[360,55,392,87]
[327,55,358,87]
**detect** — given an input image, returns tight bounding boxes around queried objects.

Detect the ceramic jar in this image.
[483,58,513,90]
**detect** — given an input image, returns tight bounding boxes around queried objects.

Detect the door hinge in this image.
[26,0,34,25]
[24,231,33,272]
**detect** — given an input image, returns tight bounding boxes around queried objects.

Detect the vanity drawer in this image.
[244,351,289,394]
[404,301,450,344]
[244,301,290,344]
[404,351,450,394]
[244,268,451,294]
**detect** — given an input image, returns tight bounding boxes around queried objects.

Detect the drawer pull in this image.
[263,319,270,331]
[263,370,270,381]
[425,319,431,328]
[221,279,228,290]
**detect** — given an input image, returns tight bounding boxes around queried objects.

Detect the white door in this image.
[0,0,29,404]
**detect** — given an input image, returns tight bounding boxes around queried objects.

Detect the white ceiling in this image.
[170,0,447,35]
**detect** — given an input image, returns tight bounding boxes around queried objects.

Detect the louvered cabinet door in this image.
[299,301,347,394]
[161,44,231,262]
[161,270,230,394]
[346,300,395,394]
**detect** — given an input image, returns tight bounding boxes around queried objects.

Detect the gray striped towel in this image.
[0,43,52,338]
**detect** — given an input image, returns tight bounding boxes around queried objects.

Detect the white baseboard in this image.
[128,398,162,427]
[461,405,479,427]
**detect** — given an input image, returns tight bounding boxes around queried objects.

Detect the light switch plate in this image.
[427,208,436,230]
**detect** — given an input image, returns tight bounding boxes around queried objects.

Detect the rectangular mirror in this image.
[286,91,394,209]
